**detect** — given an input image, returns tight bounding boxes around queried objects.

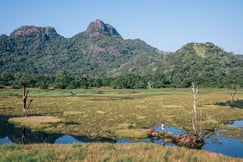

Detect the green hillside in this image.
[0,19,163,76]
[0,20,243,88]
[156,42,243,87]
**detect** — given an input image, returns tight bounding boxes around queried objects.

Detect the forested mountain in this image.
[155,42,243,87]
[0,20,243,88]
[0,19,164,76]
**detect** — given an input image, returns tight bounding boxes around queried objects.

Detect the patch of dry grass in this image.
[114,129,148,138]
[9,116,63,129]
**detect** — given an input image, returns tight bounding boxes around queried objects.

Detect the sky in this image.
[1,0,243,54]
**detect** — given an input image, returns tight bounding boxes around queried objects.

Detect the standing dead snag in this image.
[22,83,33,116]
[192,83,202,136]
[147,83,205,148]
[230,85,238,107]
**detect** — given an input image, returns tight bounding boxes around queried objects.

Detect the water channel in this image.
[1,120,243,158]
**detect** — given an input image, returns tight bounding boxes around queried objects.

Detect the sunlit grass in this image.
[0,143,242,162]
[9,116,63,129]
[114,129,148,138]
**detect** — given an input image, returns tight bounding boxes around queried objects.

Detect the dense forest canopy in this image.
[0,20,243,88]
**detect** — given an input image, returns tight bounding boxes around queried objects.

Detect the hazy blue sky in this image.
[1,0,243,54]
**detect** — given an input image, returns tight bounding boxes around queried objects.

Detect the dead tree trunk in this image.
[171,83,204,148]
[22,83,33,116]
[230,85,237,106]
[192,83,199,135]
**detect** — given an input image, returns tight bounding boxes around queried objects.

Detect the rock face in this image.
[10,26,60,38]
[86,19,120,36]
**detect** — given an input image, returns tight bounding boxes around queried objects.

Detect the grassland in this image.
[1,88,243,161]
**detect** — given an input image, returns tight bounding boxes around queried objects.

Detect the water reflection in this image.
[0,124,66,144]
[0,118,116,145]
[226,120,243,127]
[203,136,243,158]
[55,135,83,144]
[22,127,27,144]
[116,139,131,144]
[0,136,12,144]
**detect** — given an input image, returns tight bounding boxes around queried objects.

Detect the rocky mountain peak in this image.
[86,19,120,36]
[44,26,59,38]
[10,26,59,38]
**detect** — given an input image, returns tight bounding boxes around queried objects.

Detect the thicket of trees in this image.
[0,72,147,89]
[0,72,242,89]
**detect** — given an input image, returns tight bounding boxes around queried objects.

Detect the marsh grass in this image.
[0,143,242,162]
[1,88,243,138]
[1,88,243,161]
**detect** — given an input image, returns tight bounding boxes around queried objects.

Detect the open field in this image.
[1,88,243,161]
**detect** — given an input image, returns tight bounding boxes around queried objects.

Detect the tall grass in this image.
[0,143,242,162]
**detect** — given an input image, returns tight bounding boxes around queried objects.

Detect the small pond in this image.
[1,120,243,158]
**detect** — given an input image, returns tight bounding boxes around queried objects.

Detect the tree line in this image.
[0,72,242,89]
